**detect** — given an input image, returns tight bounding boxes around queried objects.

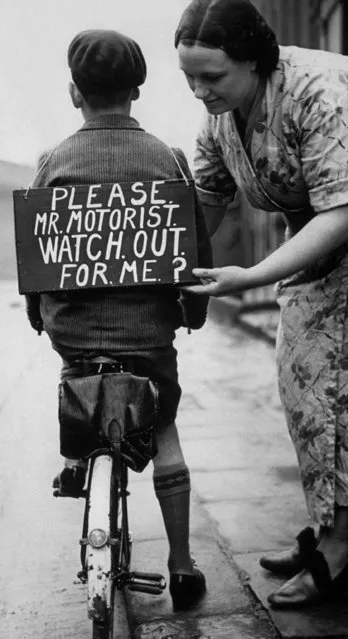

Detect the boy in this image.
[25,29,211,610]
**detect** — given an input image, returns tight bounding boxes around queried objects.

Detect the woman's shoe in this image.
[169,566,206,611]
[260,527,316,576]
[260,547,302,577]
[268,547,348,609]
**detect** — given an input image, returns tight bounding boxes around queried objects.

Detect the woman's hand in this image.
[184,206,348,297]
[184,265,250,296]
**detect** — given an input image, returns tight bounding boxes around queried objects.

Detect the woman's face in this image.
[178,42,258,116]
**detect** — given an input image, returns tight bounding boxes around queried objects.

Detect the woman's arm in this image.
[187,205,348,295]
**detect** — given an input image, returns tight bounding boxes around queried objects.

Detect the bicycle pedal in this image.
[131,571,165,581]
[53,488,87,499]
[77,569,88,584]
[128,571,166,595]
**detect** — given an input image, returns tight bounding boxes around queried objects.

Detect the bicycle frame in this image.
[55,364,166,637]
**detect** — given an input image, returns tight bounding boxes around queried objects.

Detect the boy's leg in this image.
[152,420,193,575]
[53,358,88,492]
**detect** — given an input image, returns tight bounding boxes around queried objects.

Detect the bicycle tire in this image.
[112,464,132,573]
[92,618,111,639]
[87,454,114,636]
[110,462,132,639]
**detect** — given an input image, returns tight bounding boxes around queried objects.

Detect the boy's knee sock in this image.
[153,463,193,574]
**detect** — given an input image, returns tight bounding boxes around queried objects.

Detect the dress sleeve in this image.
[194,112,237,210]
[298,71,348,213]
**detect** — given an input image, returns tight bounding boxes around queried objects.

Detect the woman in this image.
[175,0,348,609]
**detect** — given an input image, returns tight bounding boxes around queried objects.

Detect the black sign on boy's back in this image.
[13,179,198,294]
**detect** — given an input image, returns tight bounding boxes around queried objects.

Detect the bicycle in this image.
[53,358,166,639]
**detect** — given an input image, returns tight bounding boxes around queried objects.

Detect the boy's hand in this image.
[179,290,208,329]
[25,294,44,335]
[27,315,44,335]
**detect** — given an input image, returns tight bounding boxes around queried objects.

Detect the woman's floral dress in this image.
[194,45,348,526]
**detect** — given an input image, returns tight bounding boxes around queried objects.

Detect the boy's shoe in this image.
[52,466,86,497]
[169,565,206,611]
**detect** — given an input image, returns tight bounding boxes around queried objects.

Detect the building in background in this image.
[316,0,348,53]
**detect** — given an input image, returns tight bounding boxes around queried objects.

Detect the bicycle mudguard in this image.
[59,372,158,472]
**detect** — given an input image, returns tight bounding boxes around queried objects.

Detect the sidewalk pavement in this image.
[125,297,348,639]
[209,295,279,345]
[1,281,348,638]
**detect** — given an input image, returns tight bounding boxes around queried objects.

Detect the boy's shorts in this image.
[60,345,181,430]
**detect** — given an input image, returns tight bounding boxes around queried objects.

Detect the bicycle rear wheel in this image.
[92,618,111,639]
[110,463,132,639]
[88,456,132,639]
[87,454,115,637]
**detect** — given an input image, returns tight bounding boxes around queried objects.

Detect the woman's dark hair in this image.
[175,0,279,77]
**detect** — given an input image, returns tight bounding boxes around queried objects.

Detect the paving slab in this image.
[127,481,209,541]
[133,611,278,639]
[191,466,303,503]
[127,535,251,627]
[126,471,277,638]
[2,281,345,638]
[204,495,309,555]
[236,552,348,638]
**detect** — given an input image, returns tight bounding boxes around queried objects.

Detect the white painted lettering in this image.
[107,183,126,207]
[60,264,77,288]
[105,231,123,260]
[143,260,157,282]
[34,212,47,236]
[151,229,168,256]
[123,208,137,230]
[57,235,73,262]
[47,212,60,235]
[71,234,88,261]
[119,260,138,284]
[68,187,83,209]
[66,210,82,233]
[76,264,89,287]
[51,187,68,211]
[38,236,59,264]
[95,209,109,231]
[169,227,186,255]
[92,262,108,286]
[133,231,147,258]
[163,203,180,227]
[86,185,102,208]
[86,234,102,261]
[150,181,166,204]
[109,209,121,230]
[130,182,147,206]
[85,210,96,232]
[147,205,161,228]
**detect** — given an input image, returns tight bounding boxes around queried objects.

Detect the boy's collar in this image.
[80,113,143,131]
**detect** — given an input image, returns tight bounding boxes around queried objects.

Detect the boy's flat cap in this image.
[68,29,146,92]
